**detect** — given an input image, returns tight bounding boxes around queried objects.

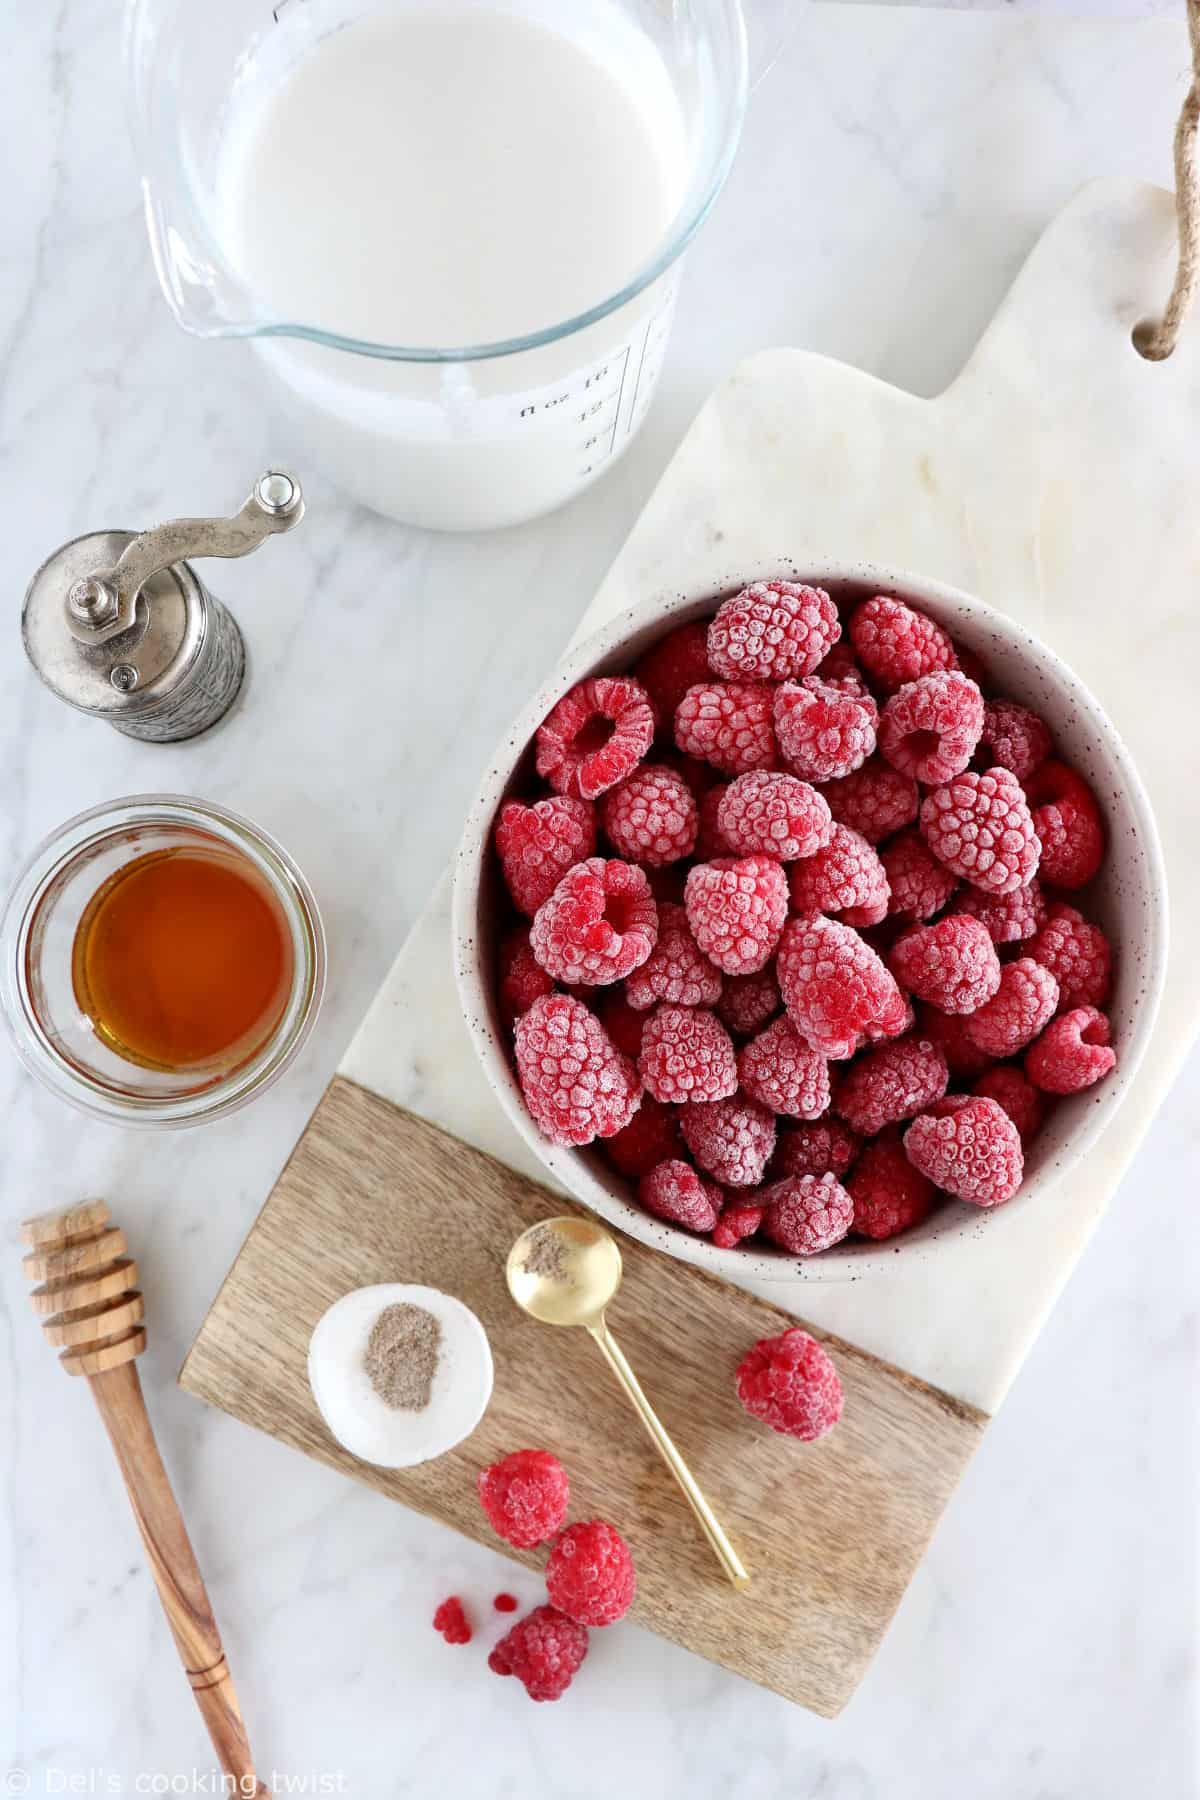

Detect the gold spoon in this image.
[506,1216,749,1590]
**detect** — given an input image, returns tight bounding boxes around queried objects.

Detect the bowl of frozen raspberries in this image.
[453,564,1166,1280]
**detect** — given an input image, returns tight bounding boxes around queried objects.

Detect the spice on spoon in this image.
[520,1225,572,1285]
[363,1302,442,1410]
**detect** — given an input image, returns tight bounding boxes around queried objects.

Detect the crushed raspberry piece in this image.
[638,1004,737,1104]
[834,1033,949,1136]
[695,783,734,858]
[916,1002,996,1079]
[625,902,722,1011]
[789,823,889,927]
[488,1605,588,1702]
[777,915,906,1060]
[878,671,985,785]
[1028,902,1113,1009]
[603,1095,681,1177]
[761,1172,854,1255]
[684,854,789,975]
[1025,761,1105,890]
[978,699,1053,782]
[433,1597,472,1644]
[498,927,555,1029]
[881,829,959,923]
[972,1066,1047,1144]
[680,1094,776,1187]
[716,967,781,1037]
[717,771,833,862]
[711,1202,764,1248]
[639,1159,723,1233]
[593,990,647,1061]
[675,681,777,775]
[495,795,597,917]
[707,581,840,683]
[633,620,712,726]
[773,677,878,782]
[600,764,698,867]
[530,858,658,987]
[920,767,1040,895]
[849,595,956,693]
[773,1118,861,1180]
[954,878,1046,945]
[819,756,919,844]
[494,1593,519,1613]
[848,1128,937,1239]
[478,1449,570,1549]
[1025,1006,1116,1094]
[904,1096,1023,1206]
[514,994,641,1146]
[889,915,1001,1016]
[536,676,655,800]
[966,957,1059,1058]
[735,1327,843,1440]
[546,1521,636,1628]
[738,1015,831,1118]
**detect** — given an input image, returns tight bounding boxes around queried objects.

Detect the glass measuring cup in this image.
[126,0,748,531]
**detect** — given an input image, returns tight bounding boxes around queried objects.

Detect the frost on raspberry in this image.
[536,676,655,800]
[1028,902,1113,1009]
[707,581,840,683]
[637,1004,737,1104]
[514,994,641,1147]
[711,1201,764,1248]
[633,619,712,726]
[878,671,985,785]
[773,677,878,782]
[495,795,597,916]
[1025,1006,1116,1094]
[545,1520,636,1628]
[638,1159,723,1233]
[849,595,956,692]
[777,914,906,1060]
[497,926,554,1029]
[1025,761,1105,890]
[600,764,698,867]
[920,767,1040,895]
[760,1173,854,1255]
[834,1033,949,1137]
[773,1118,861,1180]
[904,1096,1023,1207]
[789,823,889,927]
[684,854,789,975]
[848,1129,936,1240]
[625,902,722,1011]
[716,967,781,1037]
[965,957,1059,1058]
[488,1605,589,1702]
[717,770,833,861]
[679,1094,776,1187]
[735,1327,843,1440]
[738,1015,831,1118]
[978,699,1053,782]
[530,858,658,986]
[675,681,777,775]
[478,1448,570,1549]
[819,756,919,844]
[889,915,1001,1016]
[972,1066,1047,1144]
[603,1096,681,1176]
[881,829,959,923]
[954,878,1046,945]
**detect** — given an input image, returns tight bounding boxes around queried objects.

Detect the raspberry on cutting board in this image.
[735,1327,844,1441]
[545,1521,637,1628]
[707,581,841,682]
[477,1448,569,1549]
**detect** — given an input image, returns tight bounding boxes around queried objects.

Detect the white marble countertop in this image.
[1,4,1197,1795]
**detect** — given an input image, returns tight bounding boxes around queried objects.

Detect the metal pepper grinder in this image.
[22,470,304,743]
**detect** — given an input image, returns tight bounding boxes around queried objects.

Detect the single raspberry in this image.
[432,1597,472,1644]
[495,795,597,916]
[954,878,1046,945]
[478,1449,570,1549]
[848,1129,936,1240]
[773,1118,861,1180]
[711,1202,764,1248]
[849,595,956,693]
[735,1327,843,1440]
[536,676,655,800]
[639,1158,724,1232]
[530,858,658,987]
[773,677,878,782]
[881,829,959,923]
[761,1172,854,1255]
[497,926,555,1029]
[600,764,698,867]
[695,783,734,858]
[1025,1006,1116,1094]
[819,756,919,844]
[625,903,722,1011]
[972,1066,1047,1144]
[789,823,889,927]
[680,1094,776,1187]
[514,994,641,1146]
[603,1096,681,1177]
[716,967,781,1037]
[638,1004,737,1104]
[978,699,1053,782]
[488,1605,588,1701]
[684,854,789,975]
[633,620,712,725]
[593,990,647,1061]
[738,1015,831,1118]
[878,671,985,784]
[813,640,872,697]
[707,581,840,683]
[904,1096,1023,1206]
[834,1033,949,1136]
[916,1002,996,1079]
[717,771,833,862]
[965,957,1059,1057]
[777,915,906,1060]
[546,1521,636,1627]
[920,768,1040,894]
[1025,761,1105,890]
[889,916,1001,1016]
[494,1593,520,1613]
[1028,902,1113,1009]
[675,681,777,775]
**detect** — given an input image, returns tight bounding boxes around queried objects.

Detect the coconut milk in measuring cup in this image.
[128,0,747,530]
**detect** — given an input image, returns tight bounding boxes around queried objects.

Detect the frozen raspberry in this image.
[916,1002,996,1079]
[773,677,878,782]
[717,967,781,1037]
[530,858,657,987]
[633,620,712,725]
[777,915,906,1060]
[603,1096,681,1177]
[536,676,655,800]
[866,987,915,1042]
[849,595,956,693]
[966,957,1059,1057]
[717,771,833,862]
[904,1096,1023,1207]
[432,1597,472,1644]
[675,681,777,775]
[514,994,641,1146]
[680,1094,776,1187]
[488,1605,588,1702]
[789,823,889,927]
[954,878,1046,945]
[773,1118,861,1180]
[889,915,1001,1015]
[738,1016,831,1118]
[625,903,722,1011]
[495,795,597,917]
[972,1066,1047,1144]
[478,1449,570,1549]
[494,1593,519,1613]
[1025,762,1105,890]
[761,1173,854,1255]
[707,581,840,683]
[684,854,789,975]
[848,1129,936,1240]
[639,1159,723,1232]
[593,990,646,1061]
[498,927,555,1029]
[711,1202,764,1248]
[813,640,872,696]
[878,671,985,785]
[834,1033,949,1136]
[920,767,1040,894]
[978,699,1053,782]
[1028,902,1113,1009]
[638,1004,737,1104]
[819,756,919,844]
[600,764,698,867]
[1025,1006,1116,1094]
[881,829,959,923]
[735,1327,843,1440]
[545,1521,636,1628]
[695,783,734,858]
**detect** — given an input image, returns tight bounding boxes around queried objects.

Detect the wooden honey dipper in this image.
[21,1198,266,1796]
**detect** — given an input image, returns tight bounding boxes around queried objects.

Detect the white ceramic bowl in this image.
[453,561,1167,1284]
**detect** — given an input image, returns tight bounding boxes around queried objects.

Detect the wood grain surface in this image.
[181,1077,989,1716]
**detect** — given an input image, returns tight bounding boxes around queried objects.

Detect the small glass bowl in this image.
[0,795,326,1126]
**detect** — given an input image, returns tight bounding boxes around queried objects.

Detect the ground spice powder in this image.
[521,1226,570,1284]
[363,1302,442,1410]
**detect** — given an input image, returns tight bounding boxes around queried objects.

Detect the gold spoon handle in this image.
[587,1317,750,1590]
